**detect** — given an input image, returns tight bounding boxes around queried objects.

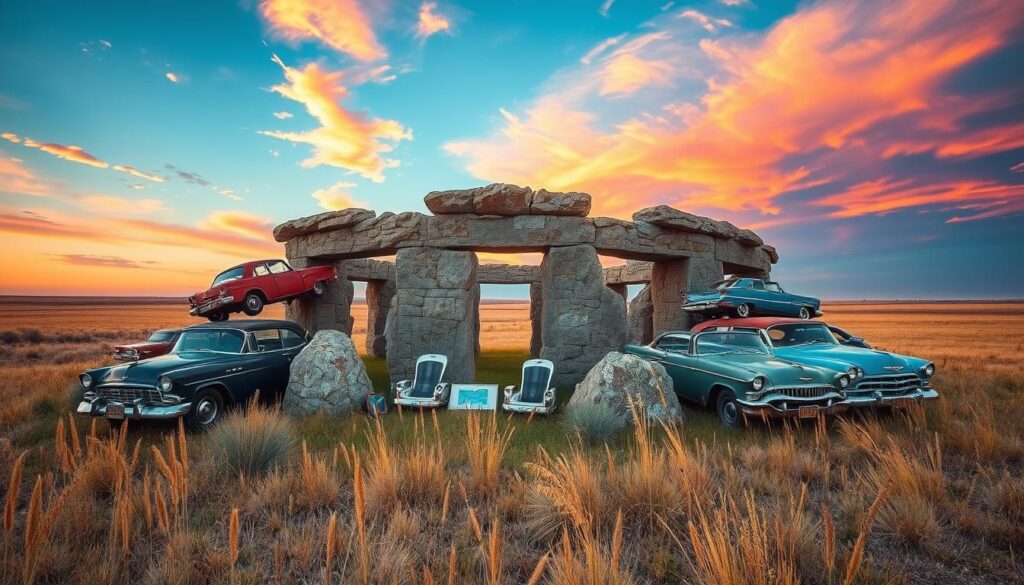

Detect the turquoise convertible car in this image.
[625,330,851,427]
[692,317,939,409]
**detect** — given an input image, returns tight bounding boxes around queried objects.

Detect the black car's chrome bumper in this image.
[77,397,192,420]
[189,294,233,316]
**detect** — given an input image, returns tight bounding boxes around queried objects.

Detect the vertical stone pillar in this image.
[628,284,654,345]
[385,248,478,385]
[473,283,481,356]
[650,256,723,336]
[365,276,395,357]
[529,281,543,358]
[540,245,631,388]
[285,258,353,336]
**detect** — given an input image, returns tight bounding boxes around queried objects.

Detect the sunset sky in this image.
[1,0,1022,300]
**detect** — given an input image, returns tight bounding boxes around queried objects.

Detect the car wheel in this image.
[208,312,229,322]
[735,303,751,318]
[798,307,812,320]
[242,293,264,316]
[185,389,225,432]
[311,280,327,297]
[716,390,744,428]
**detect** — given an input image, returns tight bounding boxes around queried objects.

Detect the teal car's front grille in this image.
[98,384,163,404]
[771,386,834,399]
[852,374,920,395]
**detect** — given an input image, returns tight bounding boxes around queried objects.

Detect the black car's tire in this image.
[734,303,751,318]
[798,307,812,320]
[716,390,744,428]
[208,312,229,322]
[184,388,225,432]
[310,280,327,297]
[242,293,264,316]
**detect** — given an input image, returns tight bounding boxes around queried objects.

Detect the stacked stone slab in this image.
[273,183,777,387]
[384,247,479,384]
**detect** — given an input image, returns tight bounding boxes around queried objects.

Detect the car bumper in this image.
[502,401,557,415]
[189,295,233,316]
[682,300,731,312]
[737,397,849,419]
[77,397,192,420]
[844,388,939,408]
[393,397,448,409]
[112,350,140,361]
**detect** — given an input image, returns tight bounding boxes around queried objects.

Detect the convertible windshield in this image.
[768,324,838,347]
[211,267,244,287]
[711,278,739,291]
[695,332,770,355]
[174,329,246,353]
[147,330,176,342]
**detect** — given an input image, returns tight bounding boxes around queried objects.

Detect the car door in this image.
[251,262,280,300]
[747,280,771,314]
[244,329,291,402]
[652,334,699,401]
[268,260,305,300]
[762,281,787,315]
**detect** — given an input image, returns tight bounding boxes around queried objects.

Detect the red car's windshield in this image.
[211,267,244,287]
[146,331,176,343]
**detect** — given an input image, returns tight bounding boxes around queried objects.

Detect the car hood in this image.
[96,351,240,385]
[189,286,221,304]
[772,344,927,376]
[700,352,836,387]
[114,341,169,352]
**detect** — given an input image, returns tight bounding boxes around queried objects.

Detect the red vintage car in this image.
[112,328,182,361]
[188,259,336,321]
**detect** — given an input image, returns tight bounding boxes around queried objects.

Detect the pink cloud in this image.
[415,2,452,39]
[260,0,386,62]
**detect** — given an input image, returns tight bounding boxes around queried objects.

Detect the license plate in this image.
[798,406,819,418]
[107,405,125,419]
[890,398,913,409]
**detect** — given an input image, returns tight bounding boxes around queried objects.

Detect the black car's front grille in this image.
[852,374,920,395]
[98,384,163,404]
[771,386,835,399]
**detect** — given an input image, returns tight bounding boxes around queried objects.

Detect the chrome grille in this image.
[98,385,163,404]
[771,386,834,399]
[852,374,920,395]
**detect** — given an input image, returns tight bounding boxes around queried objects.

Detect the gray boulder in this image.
[283,330,372,416]
[568,351,683,425]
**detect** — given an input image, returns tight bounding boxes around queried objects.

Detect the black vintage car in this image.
[76,320,309,431]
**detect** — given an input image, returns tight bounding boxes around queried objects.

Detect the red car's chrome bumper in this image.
[189,294,233,316]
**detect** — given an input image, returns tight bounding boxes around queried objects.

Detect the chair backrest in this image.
[519,359,554,403]
[410,354,447,398]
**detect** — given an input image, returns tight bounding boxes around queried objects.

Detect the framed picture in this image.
[449,384,499,410]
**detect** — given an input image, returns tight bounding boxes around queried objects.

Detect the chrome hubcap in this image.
[313,282,324,294]
[738,305,749,317]
[800,308,809,319]
[196,397,218,425]
[247,297,260,310]
[723,401,738,423]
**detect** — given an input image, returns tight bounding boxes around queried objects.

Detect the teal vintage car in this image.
[692,317,939,409]
[625,330,851,427]
[682,277,822,319]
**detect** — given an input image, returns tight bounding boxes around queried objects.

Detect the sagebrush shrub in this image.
[205,402,297,477]
[561,404,626,445]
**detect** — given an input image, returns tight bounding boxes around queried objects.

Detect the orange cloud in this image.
[78,195,167,214]
[50,254,157,269]
[678,9,732,32]
[165,72,183,84]
[113,165,164,182]
[813,177,1024,222]
[415,2,452,39]
[36,142,108,168]
[260,55,412,182]
[260,0,386,62]
[600,53,673,96]
[311,181,370,210]
[0,155,53,197]
[446,0,1024,221]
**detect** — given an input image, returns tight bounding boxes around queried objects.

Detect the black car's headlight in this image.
[158,376,173,392]
[837,374,850,389]
[80,373,92,388]
[752,376,766,391]
[921,363,935,377]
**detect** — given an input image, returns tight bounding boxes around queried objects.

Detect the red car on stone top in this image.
[112,328,182,361]
[188,259,336,321]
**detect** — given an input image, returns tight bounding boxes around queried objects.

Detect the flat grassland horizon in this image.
[0,298,1021,583]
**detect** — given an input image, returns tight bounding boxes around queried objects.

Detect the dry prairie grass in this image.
[0,300,1022,583]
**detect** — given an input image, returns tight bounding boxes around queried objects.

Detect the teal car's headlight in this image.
[921,363,935,378]
[752,376,765,391]
[837,374,850,389]
[80,373,92,388]
[846,367,857,380]
[158,375,174,392]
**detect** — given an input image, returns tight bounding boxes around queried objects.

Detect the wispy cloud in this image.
[4,132,166,182]
[260,54,412,183]
[599,0,616,17]
[273,111,293,120]
[0,155,54,197]
[581,34,625,65]
[311,181,370,210]
[165,72,184,84]
[50,254,157,270]
[677,9,733,32]
[113,165,164,182]
[259,0,386,62]
[415,2,453,39]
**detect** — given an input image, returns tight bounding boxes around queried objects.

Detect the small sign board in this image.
[449,384,499,410]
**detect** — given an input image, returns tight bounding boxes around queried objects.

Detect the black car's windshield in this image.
[695,332,770,355]
[711,278,739,291]
[768,324,838,347]
[147,330,176,343]
[174,330,246,353]
[211,267,244,287]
